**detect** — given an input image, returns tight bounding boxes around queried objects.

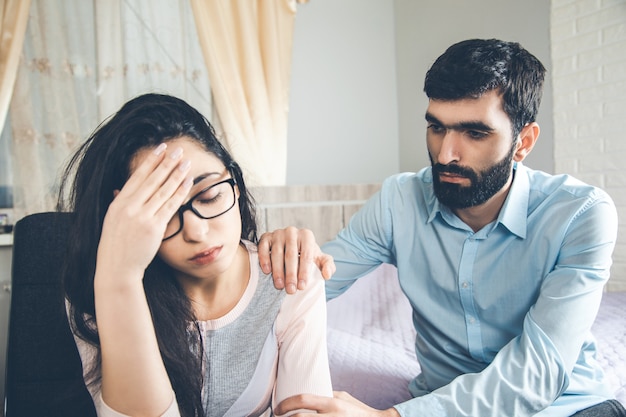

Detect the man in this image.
[259,39,624,416]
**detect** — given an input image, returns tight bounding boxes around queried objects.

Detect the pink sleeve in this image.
[273,270,333,407]
[93,391,179,417]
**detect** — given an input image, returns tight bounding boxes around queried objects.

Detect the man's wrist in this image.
[382,407,401,417]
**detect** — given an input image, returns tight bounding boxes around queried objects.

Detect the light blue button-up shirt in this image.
[322,163,618,416]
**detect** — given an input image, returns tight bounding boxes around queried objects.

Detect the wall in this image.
[551,0,626,291]
[286,0,400,185]
[393,0,554,174]
[287,0,555,185]
[252,183,381,244]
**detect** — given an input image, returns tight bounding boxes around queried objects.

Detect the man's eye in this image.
[466,130,487,140]
[428,124,445,134]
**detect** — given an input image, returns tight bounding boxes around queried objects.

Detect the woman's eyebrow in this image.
[192,172,221,185]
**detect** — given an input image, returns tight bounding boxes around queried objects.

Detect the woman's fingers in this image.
[119,144,188,209]
[144,157,192,222]
[118,143,169,197]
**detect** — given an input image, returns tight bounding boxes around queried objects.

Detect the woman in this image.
[58,93,332,417]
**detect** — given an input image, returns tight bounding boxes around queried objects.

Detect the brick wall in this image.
[551,0,626,291]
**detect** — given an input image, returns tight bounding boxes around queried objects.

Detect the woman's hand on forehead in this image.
[97,143,193,281]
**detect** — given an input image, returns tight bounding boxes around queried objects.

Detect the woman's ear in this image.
[514,122,540,162]
[113,189,120,198]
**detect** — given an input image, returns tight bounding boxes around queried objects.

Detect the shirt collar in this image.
[425,163,529,239]
[497,162,528,239]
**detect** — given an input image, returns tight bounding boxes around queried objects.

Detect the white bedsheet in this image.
[326,264,626,409]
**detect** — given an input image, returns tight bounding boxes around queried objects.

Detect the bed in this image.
[326,263,626,409]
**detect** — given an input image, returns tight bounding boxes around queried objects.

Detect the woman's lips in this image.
[189,246,222,265]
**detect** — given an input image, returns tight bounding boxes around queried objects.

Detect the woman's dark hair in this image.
[424,38,546,139]
[57,93,258,417]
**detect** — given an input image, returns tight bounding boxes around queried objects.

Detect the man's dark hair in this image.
[424,38,546,139]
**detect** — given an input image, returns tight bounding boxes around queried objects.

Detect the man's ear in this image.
[514,122,540,162]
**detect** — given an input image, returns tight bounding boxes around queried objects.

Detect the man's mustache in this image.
[432,163,476,179]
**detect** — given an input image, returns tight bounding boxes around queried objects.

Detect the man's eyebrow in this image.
[425,112,494,132]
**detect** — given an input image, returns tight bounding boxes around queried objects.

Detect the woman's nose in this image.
[181,210,209,242]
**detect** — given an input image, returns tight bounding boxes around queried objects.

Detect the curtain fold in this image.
[190,0,297,186]
[0,0,31,134]
[95,0,211,123]
[9,0,99,219]
[8,0,211,219]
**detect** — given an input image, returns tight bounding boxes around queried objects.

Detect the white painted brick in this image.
[578,118,623,137]
[576,48,604,69]
[551,20,578,42]
[576,0,604,14]
[574,172,605,187]
[552,118,578,135]
[552,0,624,291]
[554,66,602,89]
[555,138,603,158]
[578,80,626,101]
[577,4,626,33]
[567,103,604,121]
[606,172,626,187]
[603,21,626,43]
[552,1,583,24]
[579,155,622,172]
[605,134,626,152]
[604,99,626,117]
[604,187,626,205]
[553,0,578,8]
[553,90,579,109]
[579,39,626,66]
[554,158,579,174]
[552,55,579,76]
[552,32,601,58]
[602,0,626,7]
[603,60,626,82]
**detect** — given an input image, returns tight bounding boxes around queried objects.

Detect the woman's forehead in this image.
[130,136,225,175]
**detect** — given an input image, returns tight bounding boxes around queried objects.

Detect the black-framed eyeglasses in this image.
[162,178,237,241]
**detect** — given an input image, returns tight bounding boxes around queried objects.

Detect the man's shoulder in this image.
[523,166,614,209]
[383,168,432,190]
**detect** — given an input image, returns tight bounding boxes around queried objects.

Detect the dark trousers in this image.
[571,400,626,417]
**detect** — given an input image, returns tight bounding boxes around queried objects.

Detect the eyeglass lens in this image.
[163,179,236,240]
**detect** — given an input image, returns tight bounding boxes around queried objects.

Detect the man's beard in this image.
[431,144,516,209]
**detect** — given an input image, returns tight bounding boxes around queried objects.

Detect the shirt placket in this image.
[458,234,487,363]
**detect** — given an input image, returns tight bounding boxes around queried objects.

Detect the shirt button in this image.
[461,281,469,289]
[468,316,476,324]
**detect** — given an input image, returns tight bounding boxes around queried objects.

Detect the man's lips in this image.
[189,246,222,265]
[438,172,469,184]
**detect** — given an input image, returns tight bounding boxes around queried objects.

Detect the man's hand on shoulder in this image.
[258,227,336,294]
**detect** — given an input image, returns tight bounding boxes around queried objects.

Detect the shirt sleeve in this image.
[394,192,618,417]
[273,269,333,414]
[323,176,397,300]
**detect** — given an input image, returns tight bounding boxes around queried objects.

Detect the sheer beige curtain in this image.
[0,0,31,134]
[8,0,211,219]
[95,0,211,123]
[191,0,297,186]
[9,0,99,219]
